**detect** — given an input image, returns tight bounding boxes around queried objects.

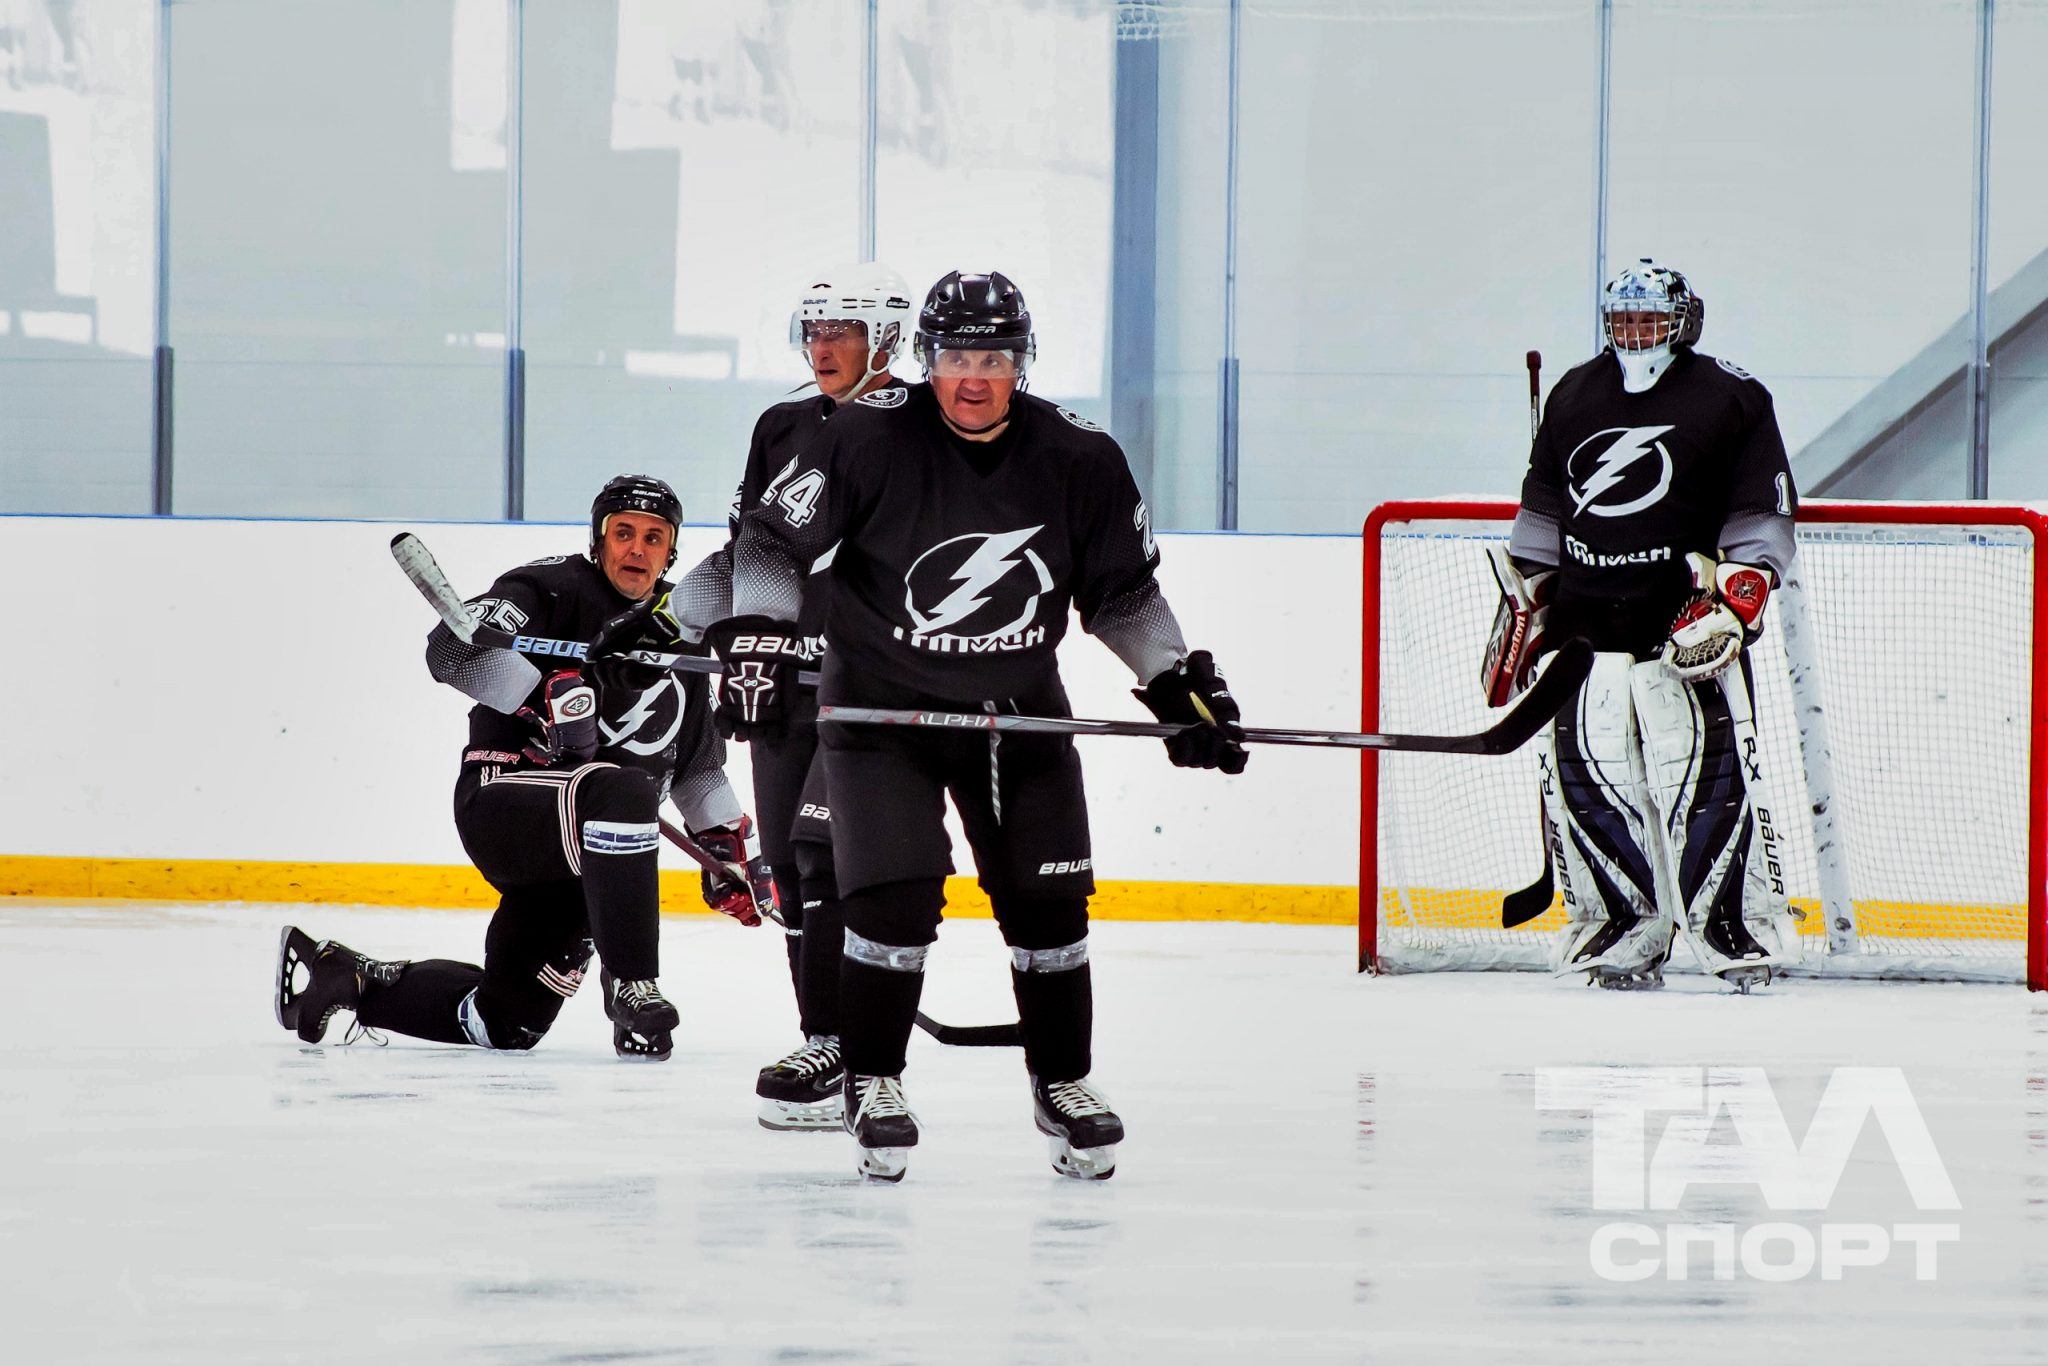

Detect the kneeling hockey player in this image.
[1489,258,1800,992]
[274,475,772,1059]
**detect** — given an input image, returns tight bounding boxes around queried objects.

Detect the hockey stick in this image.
[389,532,822,685]
[913,1011,1024,1048]
[820,639,1591,756]
[1500,349,1560,928]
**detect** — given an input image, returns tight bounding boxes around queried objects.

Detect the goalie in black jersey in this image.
[273,475,773,1061]
[669,262,915,1131]
[1489,259,1801,992]
[708,271,1247,1182]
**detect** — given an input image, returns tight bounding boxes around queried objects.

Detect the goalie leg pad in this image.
[1548,653,1671,976]
[1628,662,1799,978]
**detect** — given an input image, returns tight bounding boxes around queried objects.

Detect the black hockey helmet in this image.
[913,271,1037,376]
[589,474,682,569]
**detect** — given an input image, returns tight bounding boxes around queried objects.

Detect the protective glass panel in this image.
[521,0,865,529]
[1230,0,1597,532]
[167,0,505,518]
[0,0,155,513]
[1988,1,2048,499]
[875,2,1115,423]
[1610,0,1979,501]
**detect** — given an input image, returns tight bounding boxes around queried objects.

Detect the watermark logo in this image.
[1534,1066,1960,1282]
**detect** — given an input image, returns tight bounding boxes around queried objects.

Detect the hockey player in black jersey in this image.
[1487,259,1800,992]
[273,475,773,1060]
[707,271,1247,1181]
[671,262,915,1130]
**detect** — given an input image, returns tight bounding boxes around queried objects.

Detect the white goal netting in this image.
[1365,500,2045,986]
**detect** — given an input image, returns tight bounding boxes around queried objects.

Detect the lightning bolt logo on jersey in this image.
[896,527,1056,653]
[1568,426,1675,517]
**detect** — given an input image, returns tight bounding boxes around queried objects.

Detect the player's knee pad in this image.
[1550,654,1660,941]
[990,894,1089,957]
[459,937,591,1051]
[841,879,943,972]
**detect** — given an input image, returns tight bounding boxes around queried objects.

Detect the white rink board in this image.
[0,515,1361,886]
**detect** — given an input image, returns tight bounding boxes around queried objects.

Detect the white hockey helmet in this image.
[1602,258,1704,393]
[788,262,914,393]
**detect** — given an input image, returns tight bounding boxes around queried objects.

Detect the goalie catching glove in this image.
[1135,650,1248,773]
[693,814,774,926]
[1662,552,1773,683]
[516,670,599,766]
[1479,546,1555,706]
[705,615,805,740]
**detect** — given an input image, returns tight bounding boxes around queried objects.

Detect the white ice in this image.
[3,901,2045,1365]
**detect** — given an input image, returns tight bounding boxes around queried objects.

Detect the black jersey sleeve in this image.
[1716,369,1798,579]
[730,414,860,624]
[1070,434,1189,681]
[423,563,551,713]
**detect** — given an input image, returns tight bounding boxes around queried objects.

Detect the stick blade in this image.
[913,1011,1024,1048]
[1500,869,1556,928]
[1468,637,1591,756]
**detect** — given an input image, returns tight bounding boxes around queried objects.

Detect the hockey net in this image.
[1361,498,2048,989]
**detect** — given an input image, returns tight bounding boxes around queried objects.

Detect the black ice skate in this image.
[275,925,404,1043]
[601,969,678,1061]
[1588,957,1667,991]
[756,1035,845,1131]
[1032,1076,1123,1181]
[844,1074,918,1182]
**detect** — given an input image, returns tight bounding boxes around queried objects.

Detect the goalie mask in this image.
[788,262,914,396]
[588,474,682,570]
[1602,258,1704,394]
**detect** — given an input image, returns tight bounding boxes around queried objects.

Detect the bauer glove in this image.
[705,615,805,740]
[1662,552,1772,683]
[516,669,599,766]
[693,815,774,927]
[1136,650,1249,773]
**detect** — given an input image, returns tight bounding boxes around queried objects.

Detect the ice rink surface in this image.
[3,901,2045,1365]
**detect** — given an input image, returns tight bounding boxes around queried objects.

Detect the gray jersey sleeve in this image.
[1720,509,1797,581]
[667,687,743,831]
[731,428,848,623]
[424,625,543,713]
[667,546,731,643]
[1090,580,1189,684]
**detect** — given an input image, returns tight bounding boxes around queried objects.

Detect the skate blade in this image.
[758,1098,844,1132]
[856,1146,911,1182]
[1047,1137,1117,1181]
[614,1030,674,1062]
[274,925,316,1031]
[1717,965,1775,994]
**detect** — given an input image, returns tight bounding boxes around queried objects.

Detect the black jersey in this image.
[428,554,733,825]
[730,383,1187,704]
[1511,348,1797,656]
[669,382,909,656]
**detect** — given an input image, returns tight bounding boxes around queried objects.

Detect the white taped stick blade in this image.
[391,533,478,643]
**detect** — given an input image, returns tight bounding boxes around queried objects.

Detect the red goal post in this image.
[1360,497,2048,990]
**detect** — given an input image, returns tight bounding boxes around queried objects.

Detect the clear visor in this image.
[789,315,870,349]
[922,346,1025,380]
[1604,303,1675,354]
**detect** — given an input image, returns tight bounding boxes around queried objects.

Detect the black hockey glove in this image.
[584,593,666,693]
[693,815,775,927]
[516,669,599,766]
[1135,650,1248,774]
[705,615,803,740]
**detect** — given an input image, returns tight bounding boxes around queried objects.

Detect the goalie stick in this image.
[389,532,820,685]
[1500,348,1560,929]
[821,639,1591,756]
